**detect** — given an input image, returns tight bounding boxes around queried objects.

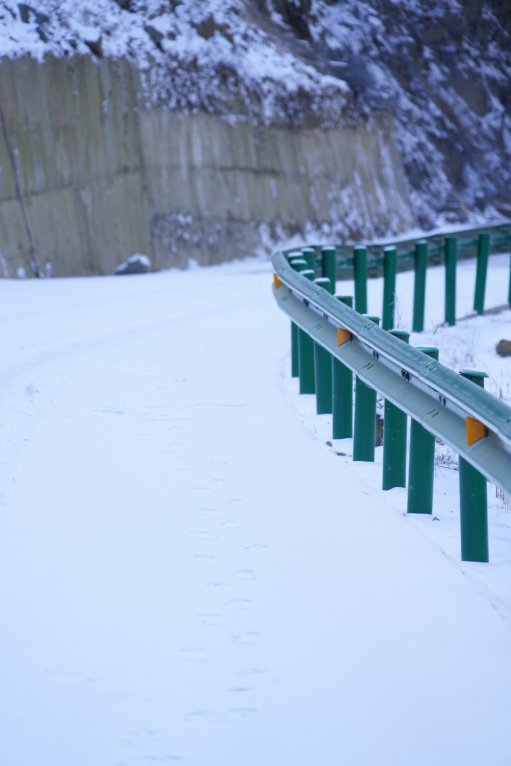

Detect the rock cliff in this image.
[0,0,508,276]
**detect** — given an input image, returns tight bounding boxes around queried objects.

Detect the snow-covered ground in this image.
[0,254,510,765]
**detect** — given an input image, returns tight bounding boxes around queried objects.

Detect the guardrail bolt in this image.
[459,369,489,563]
[382,247,397,330]
[407,346,439,514]
[444,236,457,326]
[332,295,353,438]
[313,278,333,414]
[353,315,380,461]
[382,330,410,489]
[473,232,490,315]
[353,246,368,314]
[298,269,316,394]
[412,240,428,332]
[321,247,337,293]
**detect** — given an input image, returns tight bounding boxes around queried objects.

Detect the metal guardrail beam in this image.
[284,220,511,263]
[273,251,511,499]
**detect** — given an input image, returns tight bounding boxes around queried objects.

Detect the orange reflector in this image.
[466,416,487,446]
[273,274,283,289]
[337,328,352,345]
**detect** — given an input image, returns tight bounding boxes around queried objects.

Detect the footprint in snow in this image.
[225,707,258,720]
[242,544,268,552]
[180,647,209,662]
[233,632,261,645]
[233,569,256,580]
[224,598,252,611]
[190,530,218,541]
[199,613,226,626]
[222,519,241,529]
[201,507,221,517]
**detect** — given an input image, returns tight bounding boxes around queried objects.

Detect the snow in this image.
[0,254,511,764]
[0,0,350,123]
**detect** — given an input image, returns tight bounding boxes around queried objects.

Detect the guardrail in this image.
[287,221,511,330]
[272,222,511,563]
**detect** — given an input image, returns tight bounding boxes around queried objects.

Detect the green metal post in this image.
[473,233,490,314]
[289,257,307,269]
[444,236,457,326]
[321,247,337,293]
[382,330,410,489]
[353,246,368,314]
[332,295,353,439]
[382,246,398,330]
[407,346,439,514]
[291,324,299,378]
[302,247,316,273]
[313,278,333,414]
[298,269,316,394]
[289,258,308,378]
[459,369,489,563]
[412,240,428,332]
[353,315,379,462]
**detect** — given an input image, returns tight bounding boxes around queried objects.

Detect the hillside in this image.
[0,1,509,274]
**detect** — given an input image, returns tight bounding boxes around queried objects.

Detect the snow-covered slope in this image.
[1,0,509,227]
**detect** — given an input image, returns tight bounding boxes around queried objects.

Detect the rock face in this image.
[1,0,509,276]
[0,56,413,277]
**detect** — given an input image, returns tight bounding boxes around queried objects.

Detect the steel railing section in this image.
[282,220,511,269]
[272,249,511,499]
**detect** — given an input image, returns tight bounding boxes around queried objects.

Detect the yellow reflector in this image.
[273,274,283,288]
[337,328,352,345]
[466,416,487,446]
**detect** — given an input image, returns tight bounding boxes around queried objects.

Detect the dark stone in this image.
[145,24,164,49]
[195,16,233,43]
[18,3,49,25]
[37,25,48,43]
[375,414,384,447]
[496,339,511,357]
[18,3,31,22]
[114,254,152,276]
[85,37,103,58]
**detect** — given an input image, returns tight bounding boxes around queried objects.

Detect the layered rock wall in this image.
[0,56,414,276]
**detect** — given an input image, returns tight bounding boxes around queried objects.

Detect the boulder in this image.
[114,254,152,276]
[496,339,511,357]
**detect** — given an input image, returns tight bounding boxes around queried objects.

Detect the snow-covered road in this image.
[0,258,511,765]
